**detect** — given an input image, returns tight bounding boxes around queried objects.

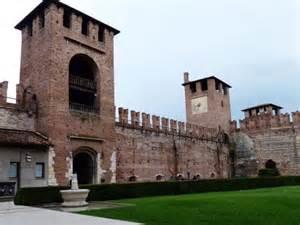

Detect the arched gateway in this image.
[73,149,96,184]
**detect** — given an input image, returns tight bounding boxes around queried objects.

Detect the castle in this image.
[0,0,299,194]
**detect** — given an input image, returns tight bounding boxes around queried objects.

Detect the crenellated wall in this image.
[117,107,222,141]
[115,107,230,183]
[6,0,300,187]
[0,81,36,131]
[231,112,300,177]
[230,112,300,133]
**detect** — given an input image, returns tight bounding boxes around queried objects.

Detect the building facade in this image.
[0,0,299,196]
[0,0,230,194]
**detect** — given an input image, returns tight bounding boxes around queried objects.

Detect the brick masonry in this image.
[116,108,230,182]
[1,0,299,187]
[183,75,232,132]
[231,112,300,176]
[16,1,117,185]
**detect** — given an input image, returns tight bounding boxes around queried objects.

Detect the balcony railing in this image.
[69,75,96,90]
[70,102,98,114]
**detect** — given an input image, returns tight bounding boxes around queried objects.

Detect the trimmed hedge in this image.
[15,176,300,206]
[14,186,63,206]
[259,168,280,177]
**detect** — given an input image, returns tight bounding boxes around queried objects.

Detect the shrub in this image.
[258,168,280,177]
[14,186,64,206]
[14,176,300,206]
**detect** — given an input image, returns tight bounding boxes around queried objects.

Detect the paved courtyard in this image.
[0,202,141,225]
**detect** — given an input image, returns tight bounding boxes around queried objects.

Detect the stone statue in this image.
[71,174,79,190]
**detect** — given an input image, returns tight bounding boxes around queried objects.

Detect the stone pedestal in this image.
[60,189,90,207]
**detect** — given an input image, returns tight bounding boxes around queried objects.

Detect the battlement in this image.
[230,111,300,133]
[182,73,232,131]
[0,81,38,116]
[116,107,224,142]
[15,0,119,52]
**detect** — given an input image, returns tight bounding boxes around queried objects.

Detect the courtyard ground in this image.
[0,201,140,225]
[80,186,300,225]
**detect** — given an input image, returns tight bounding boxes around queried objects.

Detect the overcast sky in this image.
[1,0,300,121]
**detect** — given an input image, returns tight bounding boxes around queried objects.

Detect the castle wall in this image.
[115,108,230,182]
[0,107,35,131]
[231,112,300,177]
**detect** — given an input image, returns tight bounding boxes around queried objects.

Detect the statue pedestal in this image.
[60,189,90,207]
[60,174,90,208]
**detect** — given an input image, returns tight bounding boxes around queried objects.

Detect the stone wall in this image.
[231,112,300,177]
[0,107,35,131]
[115,108,230,183]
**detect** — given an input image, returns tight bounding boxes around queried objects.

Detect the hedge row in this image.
[259,168,280,177]
[15,176,300,206]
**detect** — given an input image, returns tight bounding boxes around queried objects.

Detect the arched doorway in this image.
[73,151,95,184]
[265,159,277,169]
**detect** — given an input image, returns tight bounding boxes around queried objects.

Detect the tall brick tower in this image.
[15,0,120,185]
[183,73,232,132]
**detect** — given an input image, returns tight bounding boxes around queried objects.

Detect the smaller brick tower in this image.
[183,73,232,131]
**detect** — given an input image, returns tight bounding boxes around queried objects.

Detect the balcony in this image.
[69,75,96,90]
[70,102,98,114]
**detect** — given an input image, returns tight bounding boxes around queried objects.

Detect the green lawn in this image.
[80,186,300,225]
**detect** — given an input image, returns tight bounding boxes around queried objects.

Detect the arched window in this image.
[265,160,277,169]
[128,176,137,182]
[193,174,201,181]
[156,174,164,181]
[69,54,98,113]
[176,173,184,181]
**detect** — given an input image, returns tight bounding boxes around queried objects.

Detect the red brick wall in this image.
[18,3,117,185]
[184,77,231,132]
[115,108,230,182]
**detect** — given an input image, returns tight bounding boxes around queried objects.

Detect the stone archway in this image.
[73,150,96,185]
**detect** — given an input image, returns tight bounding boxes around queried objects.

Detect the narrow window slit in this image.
[98,26,105,42]
[82,18,89,35]
[63,10,71,28]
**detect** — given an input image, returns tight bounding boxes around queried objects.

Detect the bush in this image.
[14,176,300,206]
[258,168,280,177]
[14,186,63,206]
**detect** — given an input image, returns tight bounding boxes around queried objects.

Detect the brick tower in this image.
[183,73,232,131]
[15,0,120,185]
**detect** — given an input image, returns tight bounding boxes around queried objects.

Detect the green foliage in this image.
[14,176,300,206]
[259,168,280,177]
[14,186,66,206]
